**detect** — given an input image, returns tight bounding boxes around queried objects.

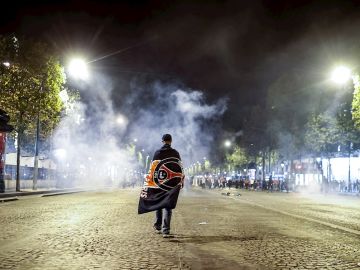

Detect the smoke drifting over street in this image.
[52,77,227,187]
[52,74,132,187]
[126,82,227,165]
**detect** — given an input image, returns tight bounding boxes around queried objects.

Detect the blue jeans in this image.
[154,208,172,234]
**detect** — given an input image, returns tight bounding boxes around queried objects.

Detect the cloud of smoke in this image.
[52,74,135,188]
[52,77,227,188]
[125,82,227,166]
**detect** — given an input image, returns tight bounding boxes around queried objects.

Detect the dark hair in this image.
[162,134,172,141]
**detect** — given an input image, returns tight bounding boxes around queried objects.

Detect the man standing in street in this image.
[138,134,184,238]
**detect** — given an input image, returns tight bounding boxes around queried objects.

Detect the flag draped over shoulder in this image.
[138,157,184,214]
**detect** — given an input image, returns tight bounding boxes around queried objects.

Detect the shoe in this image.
[162,233,171,238]
[153,225,161,234]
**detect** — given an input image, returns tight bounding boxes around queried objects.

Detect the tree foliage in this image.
[0,35,66,139]
[352,75,360,130]
[226,145,249,169]
[304,113,339,157]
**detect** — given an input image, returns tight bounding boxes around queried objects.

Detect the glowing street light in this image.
[330,65,356,190]
[331,66,351,84]
[224,140,231,148]
[54,148,67,160]
[68,58,89,80]
[116,114,128,128]
[281,162,285,175]
[2,62,10,67]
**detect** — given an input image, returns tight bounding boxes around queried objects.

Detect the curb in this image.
[0,188,93,199]
[41,190,87,197]
[0,197,19,203]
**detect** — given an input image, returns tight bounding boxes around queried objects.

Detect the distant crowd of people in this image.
[119,172,360,194]
[189,175,360,194]
[191,175,290,192]
[328,179,360,193]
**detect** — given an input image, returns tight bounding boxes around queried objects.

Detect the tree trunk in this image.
[289,159,293,191]
[268,149,271,175]
[262,151,265,182]
[33,113,40,190]
[348,142,351,191]
[320,157,323,185]
[327,157,331,183]
[0,132,6,193]
[16,113,23,192]
[326,157,331,193]
[16,131,21,192]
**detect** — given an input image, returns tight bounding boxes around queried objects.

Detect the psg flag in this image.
[138,157,185,214]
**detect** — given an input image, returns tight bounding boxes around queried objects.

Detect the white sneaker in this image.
[153,225,161,234]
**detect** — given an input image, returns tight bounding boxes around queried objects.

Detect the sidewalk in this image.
[0,187,96,199]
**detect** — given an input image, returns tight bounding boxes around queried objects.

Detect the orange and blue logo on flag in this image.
[144,157,184,191]
[138,157,185,214]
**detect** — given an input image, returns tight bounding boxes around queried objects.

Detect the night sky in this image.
[2,0,360,132]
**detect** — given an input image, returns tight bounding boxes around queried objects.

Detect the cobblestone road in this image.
[0,188,360,269]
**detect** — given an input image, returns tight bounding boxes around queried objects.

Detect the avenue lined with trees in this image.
[2,32,360,192]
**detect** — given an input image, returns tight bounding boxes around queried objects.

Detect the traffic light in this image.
[0,109,14,132]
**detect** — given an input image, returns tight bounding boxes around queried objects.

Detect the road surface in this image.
[0,188,360,269]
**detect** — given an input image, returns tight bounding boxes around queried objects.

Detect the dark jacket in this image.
[152,144,181,161]
[138,143,183,214]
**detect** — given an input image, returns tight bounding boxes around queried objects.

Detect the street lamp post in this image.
[348,142,353,192]
[203,157,207,171]
[223,140,232,174]
[50,57,89,187]
[330,65,354,192]
[33,76,47,190]
[33,57,89,190]
[32,112,41,190]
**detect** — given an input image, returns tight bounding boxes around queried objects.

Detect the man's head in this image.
[162,134,172,145]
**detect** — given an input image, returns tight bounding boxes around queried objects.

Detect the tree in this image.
[336,83,360,189]
[304,113,339,184]
[226,145,249,171]
[0,35,66,191]
[304,113,339,156]
[352,75,360,129]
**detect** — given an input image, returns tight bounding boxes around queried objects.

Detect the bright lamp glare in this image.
[54,148,67,160]
[116,114,128,127]
[224,140,231,147]
[331,66,351,84]
[68,58,89,80]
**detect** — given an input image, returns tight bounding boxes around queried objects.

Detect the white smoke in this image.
[52,78,227,187]
[126,82,227,166]
[52,74,136,188]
